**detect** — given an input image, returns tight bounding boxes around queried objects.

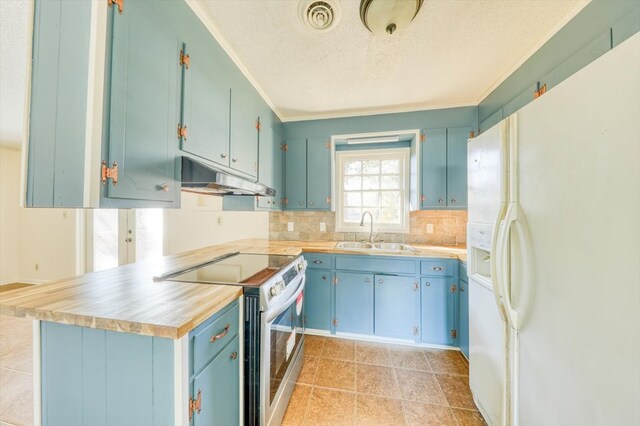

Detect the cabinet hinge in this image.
[413,326,419,336]
[179,50,190,69]
[333,277,338,285]
[534,84,547,99]
[282,143,288,152]
[188,389,202,420]
[255,120,261,132]
[326,196,331,205]
[420,132,425,142]
[469,130,475,139]
[177,124,188,140]
[100,160,118,186]
[333,318,338,327]
[450,284,457,294]
[325,140,331,149]
[413,282,419,291]
[107,0,123,14]
[420,194,426,202]
[451,329,457,339]
[283,197,288,205]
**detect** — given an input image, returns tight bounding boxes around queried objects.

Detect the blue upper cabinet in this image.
[284,137,331,210]
[420,128,447,209]
[105,0,180,204]
[284,139,307,209]
[229,76,259,179]
[306,137,332,210]
[420,127,471,209]
[257,121,284,209]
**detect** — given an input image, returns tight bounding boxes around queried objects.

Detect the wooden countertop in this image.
[0,239,465,339]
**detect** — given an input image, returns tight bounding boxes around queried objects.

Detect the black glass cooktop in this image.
[162,253,297,288]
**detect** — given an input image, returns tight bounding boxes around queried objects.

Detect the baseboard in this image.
[14,278,48,285]
[304,328,460,351]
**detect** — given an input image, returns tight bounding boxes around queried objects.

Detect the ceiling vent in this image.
[299,0,341,32]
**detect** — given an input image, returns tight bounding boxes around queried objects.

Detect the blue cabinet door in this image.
[257,123,283,209]
[106,0,179,202]
[180,33,232,167]
[374,275,419,340]
[421,277,455,345]
[458,279,469,359]
[306,137,331,210]
[446,127,472,208]
[304,270,332,331]
[421,128,447,208]
[229,78,259,178]
[284,139,307,209]
[335,272,374,335]
[192,335,240,426]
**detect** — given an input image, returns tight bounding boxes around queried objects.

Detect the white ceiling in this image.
[0,1,588,147]
[198,0,588,121]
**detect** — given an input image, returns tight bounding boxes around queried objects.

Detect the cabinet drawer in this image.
[420,260,454,277]
[304,253,333,269]
[192,303,240,374]
[335,256,416,275]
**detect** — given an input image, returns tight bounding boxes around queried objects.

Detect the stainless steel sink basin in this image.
[335,241,416,253]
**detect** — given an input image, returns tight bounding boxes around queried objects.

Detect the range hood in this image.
[181,157,275,197]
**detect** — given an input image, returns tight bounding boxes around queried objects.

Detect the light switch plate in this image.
[426,224,434,234]
[287,222,294,232]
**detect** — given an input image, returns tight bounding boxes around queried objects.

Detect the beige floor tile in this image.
[424,349,469,375]
[305,335,326,357]
[0,421,16,426]
[355,341,391,366]
[388,345,431,371]
[394,369,447,405]
[403,401,456,426]
[0,333,33,373]
[355,363,399,398]
[356,394,405,425]
[321,337,355,361]
[298,356,320,385]
[0,368,33,426]
[282,384,313,426]
[452,408,487,426]
[314,358,356,391]
[0,317,31,338]
[305,387,355,425]
[436,374,476,409]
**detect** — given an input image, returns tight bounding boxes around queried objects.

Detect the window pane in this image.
[363,192,379,207]
[381,191,401,207]
[381,175,400,190]
[363,160,380,175]
[345,176,362,190]
[344,160,362,175]
[135,209,163,261]
[344,192,362,207]
[362,176,379,190]
[345,208,362,223]
[381,208,400,224]
[93,209,118,272]
[381,160,399,174]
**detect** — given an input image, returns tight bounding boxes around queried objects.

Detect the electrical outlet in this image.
[287,222,294,232]
[426,224,434,234]
[35,264,39,271]
[217,217,223,225]
[320,222,327,232]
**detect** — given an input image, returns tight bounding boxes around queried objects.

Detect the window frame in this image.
[335,147,411,233]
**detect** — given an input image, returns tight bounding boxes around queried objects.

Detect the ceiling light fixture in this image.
[359,0,424,35]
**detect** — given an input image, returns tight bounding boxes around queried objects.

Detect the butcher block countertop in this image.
[0,239,465,339]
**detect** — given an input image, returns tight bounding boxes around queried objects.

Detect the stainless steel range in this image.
[157,252,307,426]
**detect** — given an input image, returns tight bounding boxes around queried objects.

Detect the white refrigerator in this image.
[467,32,640,426]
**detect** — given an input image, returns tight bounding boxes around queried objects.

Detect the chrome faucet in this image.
[359,210,375,243]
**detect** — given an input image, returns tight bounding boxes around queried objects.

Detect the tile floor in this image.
[282,335,486,426]
[0,315,33,426]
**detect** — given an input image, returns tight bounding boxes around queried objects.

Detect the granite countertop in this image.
[0,239,466,339]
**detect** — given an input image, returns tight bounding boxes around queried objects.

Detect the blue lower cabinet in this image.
[458,279,469,358]
[191,335,240,426]
[304,270,332,331]
[374,275,420,340]
[335,272,374,335]
[421,277,455,345]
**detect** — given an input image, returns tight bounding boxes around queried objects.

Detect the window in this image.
[336,148,410,233]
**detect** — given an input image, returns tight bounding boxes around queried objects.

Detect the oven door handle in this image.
[264,275,306,324]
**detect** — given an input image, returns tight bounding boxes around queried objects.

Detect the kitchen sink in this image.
[335,241,416,253]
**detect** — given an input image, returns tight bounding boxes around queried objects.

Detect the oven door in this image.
[260,274,305,425]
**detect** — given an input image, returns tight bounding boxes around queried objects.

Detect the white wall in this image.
[0,147,20,284]
[164,192,269,255]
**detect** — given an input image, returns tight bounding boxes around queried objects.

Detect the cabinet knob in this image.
[158,183,170,192]
[450,198,456,204]
[309,201,314,206]
[432,266,442,271]
[425,282,431,287]
[220,153,227,159]
[460,287,465,292]
[230,352,238,360]
[322,275,327,280]
[365,278,371,283]
[232,158,238,163]
[438,199,444,204]
[299,201,304,206]
[313,260,323,264]
[378,279,383,284]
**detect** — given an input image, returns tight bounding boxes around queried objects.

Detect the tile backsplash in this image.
[269,210,467,246]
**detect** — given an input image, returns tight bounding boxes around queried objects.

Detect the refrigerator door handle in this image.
[490,204,508,322]
[499,203,519,330]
